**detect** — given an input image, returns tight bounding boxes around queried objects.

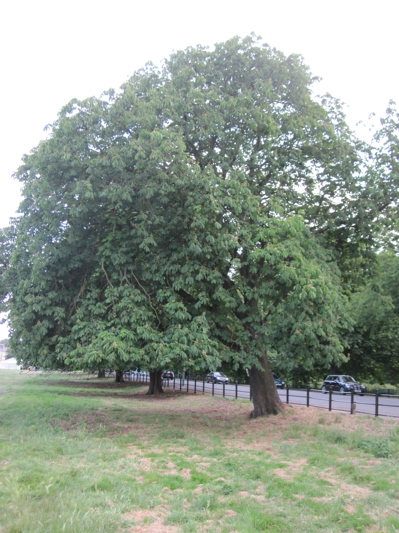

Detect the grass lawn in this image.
[1,370,399,533]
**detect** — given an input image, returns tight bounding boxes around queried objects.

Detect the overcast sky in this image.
[0,0,398,339]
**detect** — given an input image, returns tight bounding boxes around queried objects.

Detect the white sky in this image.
[0,0,398,339]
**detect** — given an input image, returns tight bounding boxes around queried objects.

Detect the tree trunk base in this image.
[248,352,283,417]
[115,370,124,383]
[147,370,164,395]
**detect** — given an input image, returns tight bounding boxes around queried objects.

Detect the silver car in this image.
[206,372,229,384]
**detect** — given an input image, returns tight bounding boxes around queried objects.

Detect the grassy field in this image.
[1,371,399,533]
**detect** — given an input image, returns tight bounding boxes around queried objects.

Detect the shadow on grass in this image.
[46,379,185,401]
[42,378,253,438]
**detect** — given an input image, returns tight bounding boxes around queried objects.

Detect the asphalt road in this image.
[163,379,399,419]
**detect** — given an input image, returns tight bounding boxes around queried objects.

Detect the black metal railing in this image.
[122,372,399,419]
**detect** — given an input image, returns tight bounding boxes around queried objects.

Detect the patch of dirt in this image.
[130,458,154,472]
[272,458,308,480]
[319,467,372,499]
[122,506,178,533]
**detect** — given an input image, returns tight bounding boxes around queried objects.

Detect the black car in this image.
[206,372,229,384]
[321,375,366,395]
[273,373,285,389]
[162,370,174,379]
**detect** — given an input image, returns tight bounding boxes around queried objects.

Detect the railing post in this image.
[212,381,215,396]
[194,378,197,394]
[235,380,238,400]
[350,390,355,414]
[223,382,225,397]
[202,379,205,394]
[286,385,289,404]
[186,378,189,393]
[180,378,182,391]
[375,389,379,417]
[329,386,333,411]
[306,386,310,407]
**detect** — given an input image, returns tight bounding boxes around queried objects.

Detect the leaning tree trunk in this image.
[147,370,164,395]
[248,351,283,417]
[115,370,124,383]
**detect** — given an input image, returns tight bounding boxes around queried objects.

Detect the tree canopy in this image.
[1,35,398,415]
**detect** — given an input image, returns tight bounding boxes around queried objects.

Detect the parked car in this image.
[129,369,149,379]
[321,375,366,395]
[206,372,229,384]
[162,370,174,379]
[273,374,285,389]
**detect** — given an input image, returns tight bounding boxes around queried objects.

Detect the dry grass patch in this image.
[272,457,308,480]
[123,506,179,533]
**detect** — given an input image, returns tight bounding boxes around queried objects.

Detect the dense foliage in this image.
[1,36,398,414]
[343,252,399,383]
